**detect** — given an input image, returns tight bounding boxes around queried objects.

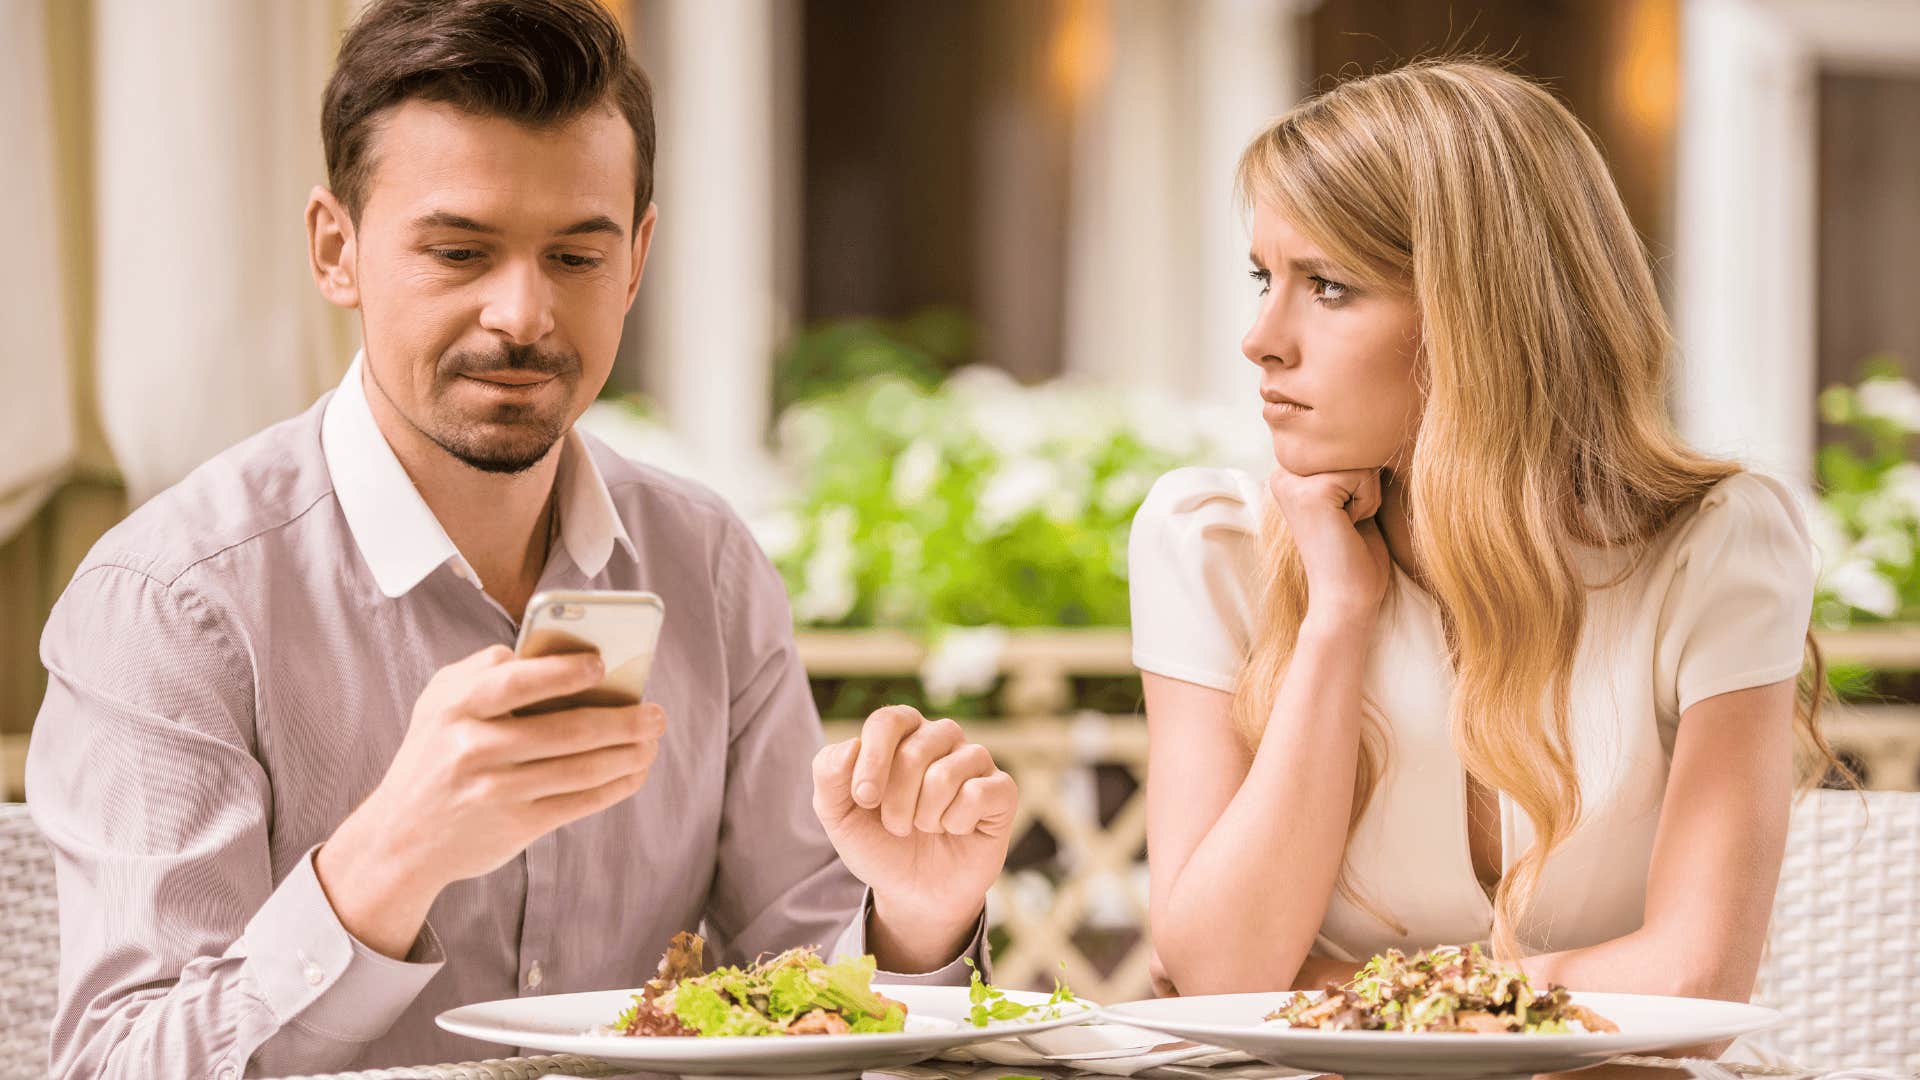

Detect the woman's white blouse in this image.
[1128,466,1816,960]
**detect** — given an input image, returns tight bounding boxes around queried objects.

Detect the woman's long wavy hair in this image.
[1229,59,1847,957]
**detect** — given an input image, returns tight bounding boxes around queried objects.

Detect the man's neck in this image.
[361,366,560,620]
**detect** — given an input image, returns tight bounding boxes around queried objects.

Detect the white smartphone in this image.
[512,589,665,715]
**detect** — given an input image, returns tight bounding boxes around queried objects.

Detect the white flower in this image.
[793,505,858,624]
[1854,377,1920,432]
[774,404,836,466]
[1099,470,1158,516]
[949,365,1050,458]
[1855,526,1915,569]
[1823,558,1901,618]
[920,625,1008,707]
[890,439,943,505]
[747,509,804,562]
[976,457,1061,533]
[1880,462,1920,519]
[1806,501,1854,571]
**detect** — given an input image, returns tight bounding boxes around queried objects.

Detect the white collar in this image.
[321,351,634,598]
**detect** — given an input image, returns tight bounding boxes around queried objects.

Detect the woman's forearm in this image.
[1156,615,1373,993]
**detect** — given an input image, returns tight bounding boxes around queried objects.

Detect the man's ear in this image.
[624,201,658,312]
[307,186,361,309]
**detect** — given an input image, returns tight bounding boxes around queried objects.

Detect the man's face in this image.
[340,99,650,474]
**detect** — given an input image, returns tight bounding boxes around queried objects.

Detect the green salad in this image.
[611,933,907,1037]
[609,932,1080,1038]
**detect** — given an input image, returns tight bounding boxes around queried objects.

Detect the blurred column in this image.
[628,0,792,513]
[1061,0,1315,416]
[92,0,349,504]
[1673,0,1818,487]
[0,0,75,539]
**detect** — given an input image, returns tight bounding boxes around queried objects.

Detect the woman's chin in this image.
[1269,434,1382,477]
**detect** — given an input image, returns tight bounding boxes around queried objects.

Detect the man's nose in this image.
[477,257,557,346]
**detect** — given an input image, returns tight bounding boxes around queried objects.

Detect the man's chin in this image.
[429,422,565,476]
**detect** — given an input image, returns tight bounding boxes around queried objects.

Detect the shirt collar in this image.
[321,351,635,599]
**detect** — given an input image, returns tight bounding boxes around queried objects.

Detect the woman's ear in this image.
[307,186,360,309]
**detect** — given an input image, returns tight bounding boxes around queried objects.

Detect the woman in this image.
[1131,59,1843,1002]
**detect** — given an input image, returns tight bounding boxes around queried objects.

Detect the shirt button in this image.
[215,1065,238,1080]
[526,962,544,990]
[295,948,325,987]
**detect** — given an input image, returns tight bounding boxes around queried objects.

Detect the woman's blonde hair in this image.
[1230,59,1846,957]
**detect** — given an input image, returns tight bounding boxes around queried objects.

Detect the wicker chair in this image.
[4,794,1917,1079]
[1743,789,1920,1071]
[0,804,59,1080]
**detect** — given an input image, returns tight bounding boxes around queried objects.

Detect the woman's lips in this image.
[1261,390,1310,423]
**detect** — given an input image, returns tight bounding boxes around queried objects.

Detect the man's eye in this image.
[554,253,603,271]
[433,249,481,264]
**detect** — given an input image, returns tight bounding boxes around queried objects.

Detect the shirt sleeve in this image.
[1654,472,1817,719]
[25,565,443,1080]
[700,521,985,984]
[1128,468,1264,692]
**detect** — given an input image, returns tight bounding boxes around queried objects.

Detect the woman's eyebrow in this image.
[1288,257,1338,275]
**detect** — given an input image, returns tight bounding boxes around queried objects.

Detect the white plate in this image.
[1099,991,1782,1079]
[436,983,1098,1077]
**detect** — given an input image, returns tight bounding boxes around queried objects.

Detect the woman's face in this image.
[1242,202,1424,476]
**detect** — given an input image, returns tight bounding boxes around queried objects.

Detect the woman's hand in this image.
[1267,463,1391,629]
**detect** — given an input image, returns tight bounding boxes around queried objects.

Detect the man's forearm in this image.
[315,801,444,961]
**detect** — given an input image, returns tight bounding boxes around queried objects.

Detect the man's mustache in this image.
[440,344,579,380]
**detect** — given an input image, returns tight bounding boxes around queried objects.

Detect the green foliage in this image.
[772,307,973,417]
[1811,359,1920,630]
[762,368,1254,638]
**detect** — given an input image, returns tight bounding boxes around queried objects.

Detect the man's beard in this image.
[426,343,580,475]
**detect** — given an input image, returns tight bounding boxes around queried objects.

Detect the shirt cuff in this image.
[829,887,989,985]
[233,844,446,1042]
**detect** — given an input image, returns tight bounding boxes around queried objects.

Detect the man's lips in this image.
[462,371,556,388]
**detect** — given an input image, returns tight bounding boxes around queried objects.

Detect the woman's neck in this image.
[1375,471,1426,590]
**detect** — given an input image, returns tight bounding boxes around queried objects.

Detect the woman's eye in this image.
[1309,275,1350,304]
[1248,268,1272,296]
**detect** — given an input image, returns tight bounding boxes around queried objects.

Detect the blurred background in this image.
[3,0,1919,997]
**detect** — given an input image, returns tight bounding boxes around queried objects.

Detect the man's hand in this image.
[317,644,666,958]
[812,706,1018,973]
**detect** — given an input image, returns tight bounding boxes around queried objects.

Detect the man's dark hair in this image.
[321,0,655,227]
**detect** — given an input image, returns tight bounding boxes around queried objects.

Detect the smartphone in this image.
[512,590,665,715]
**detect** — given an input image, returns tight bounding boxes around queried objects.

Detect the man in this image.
[25,1,1017,1076]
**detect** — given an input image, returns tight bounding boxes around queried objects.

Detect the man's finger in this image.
[912,744,995,833]
[513,738,659,800]
[461,652,605,717]
[812,738,860,820]
[851,706,923,810]
[532,765,650,828]
[501,703,666,764]
[940,771,1018,836]
[878,718,964,837]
